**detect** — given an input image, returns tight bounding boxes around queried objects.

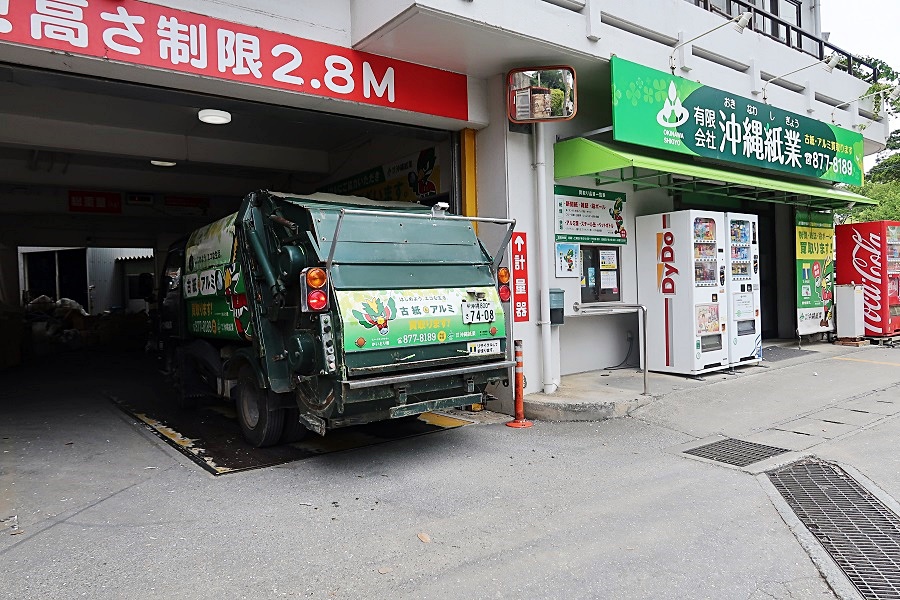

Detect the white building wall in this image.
[144,0,352,46]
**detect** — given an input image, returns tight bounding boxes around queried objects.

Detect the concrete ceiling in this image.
[352,4,604,79]
[0,63,449,197]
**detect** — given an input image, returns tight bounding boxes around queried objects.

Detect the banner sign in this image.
[337,287,506,353]
[554,185,627,244]
[0,0,468,120]
[795,210,834,335]
[511,233,529,322]
[183,213,251,341]
[611,57,863,186]
[320,147,441,202]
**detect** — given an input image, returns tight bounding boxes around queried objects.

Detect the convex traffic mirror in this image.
[507,66,577,123]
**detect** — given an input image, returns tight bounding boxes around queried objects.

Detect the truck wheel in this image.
[236,365,284,447]
[280,407,311,444]
[173,348,198,409]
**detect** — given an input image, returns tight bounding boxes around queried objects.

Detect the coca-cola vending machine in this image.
[835,221,900,338]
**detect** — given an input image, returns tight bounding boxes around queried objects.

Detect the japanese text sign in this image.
[0,0,468,120]
[511,233,529,323]
[554,185,627,244]
[795,210,834,335]
[611,57,863,186]
[68,189,122,213]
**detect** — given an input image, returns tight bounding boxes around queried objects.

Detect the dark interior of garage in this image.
[0,62,456,370]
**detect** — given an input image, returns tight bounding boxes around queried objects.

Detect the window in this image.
[580,245,621,303]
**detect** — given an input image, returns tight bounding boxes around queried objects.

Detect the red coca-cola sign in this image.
[836,222,886,335]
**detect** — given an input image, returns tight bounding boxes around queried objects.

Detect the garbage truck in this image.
[157,190,515,446]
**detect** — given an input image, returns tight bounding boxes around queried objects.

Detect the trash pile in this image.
[24,296,150,356]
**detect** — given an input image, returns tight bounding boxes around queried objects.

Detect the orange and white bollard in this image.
[506,339,533,428]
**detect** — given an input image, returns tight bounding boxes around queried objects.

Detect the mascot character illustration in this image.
[352,297,397,337]
[408,148,438,198]
[609,197,626,238]
[224,234,253,340]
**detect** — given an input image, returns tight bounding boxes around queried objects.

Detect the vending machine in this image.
[835,220,900,338]
[636,210,730,375]
[725,212,762,365]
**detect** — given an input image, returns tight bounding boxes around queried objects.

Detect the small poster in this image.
[696,304,720,336]
[732,292,754,318]
[600,271,618,290]
[555,243,580,278]
[599,250,618,270]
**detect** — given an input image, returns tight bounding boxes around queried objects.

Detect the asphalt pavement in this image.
[2,340,900,599]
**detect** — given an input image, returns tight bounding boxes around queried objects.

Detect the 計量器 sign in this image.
[611,57,863,186]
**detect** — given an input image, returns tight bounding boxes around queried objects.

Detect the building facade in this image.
[0,0,886,400]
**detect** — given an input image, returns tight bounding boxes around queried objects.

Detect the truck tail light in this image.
[307,290,328,311]
[497,267,511,302]
[301,267,330,312]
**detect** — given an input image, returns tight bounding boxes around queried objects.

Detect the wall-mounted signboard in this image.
[611,57,863,186]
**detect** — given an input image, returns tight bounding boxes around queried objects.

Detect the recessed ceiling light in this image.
[150,160,177,167]
[198,109,232,124]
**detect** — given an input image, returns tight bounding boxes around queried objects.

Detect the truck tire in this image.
[236,365,285,447]
[173,348,198,410]
[280,407,311,444]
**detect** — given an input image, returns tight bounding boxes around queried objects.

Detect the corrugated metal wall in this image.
[87,248,153,314]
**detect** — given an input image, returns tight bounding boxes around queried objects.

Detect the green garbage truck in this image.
[157,190,515,446]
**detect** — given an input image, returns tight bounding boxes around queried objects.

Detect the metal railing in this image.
[571,302,650,396]
[688,0,878,83]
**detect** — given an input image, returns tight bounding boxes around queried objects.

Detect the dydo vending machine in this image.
[636,211,730,375]
[725,213,762,365]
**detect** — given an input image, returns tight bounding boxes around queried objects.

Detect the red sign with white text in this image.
[835,220,900,337]
[511,233,529,323]
[0,0,468,120]
[68,190,122,213]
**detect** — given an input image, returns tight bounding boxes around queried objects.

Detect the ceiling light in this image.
[198,109,232,124]
[150,160,177,167]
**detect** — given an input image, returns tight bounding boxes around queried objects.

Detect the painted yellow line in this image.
[833,356,900,367]
[417,411,473,428]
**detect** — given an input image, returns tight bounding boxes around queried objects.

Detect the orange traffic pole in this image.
[506,339,533,428]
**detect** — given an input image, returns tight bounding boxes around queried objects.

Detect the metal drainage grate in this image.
[684,438,790,467]
[768,459,900,600]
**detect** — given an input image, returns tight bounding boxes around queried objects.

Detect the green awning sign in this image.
[610,57,864,186]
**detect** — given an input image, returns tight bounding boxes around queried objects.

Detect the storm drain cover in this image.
[768,459,900,599]
[684,438,789,467]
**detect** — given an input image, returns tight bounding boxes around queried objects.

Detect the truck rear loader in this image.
[158,190,514,446]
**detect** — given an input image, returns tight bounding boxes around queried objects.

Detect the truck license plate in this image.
[462,301,495,324]
[467,340,500,355]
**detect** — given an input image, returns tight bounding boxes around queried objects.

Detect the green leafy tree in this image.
[837,181,900,224]
[550,88,564,116]
[834,54,900,225]
[868,153,900,184]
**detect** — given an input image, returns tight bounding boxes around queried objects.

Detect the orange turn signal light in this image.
[497,267,511,284]
[306,267,327,289]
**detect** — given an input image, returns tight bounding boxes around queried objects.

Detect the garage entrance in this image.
[0,62,459,366]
